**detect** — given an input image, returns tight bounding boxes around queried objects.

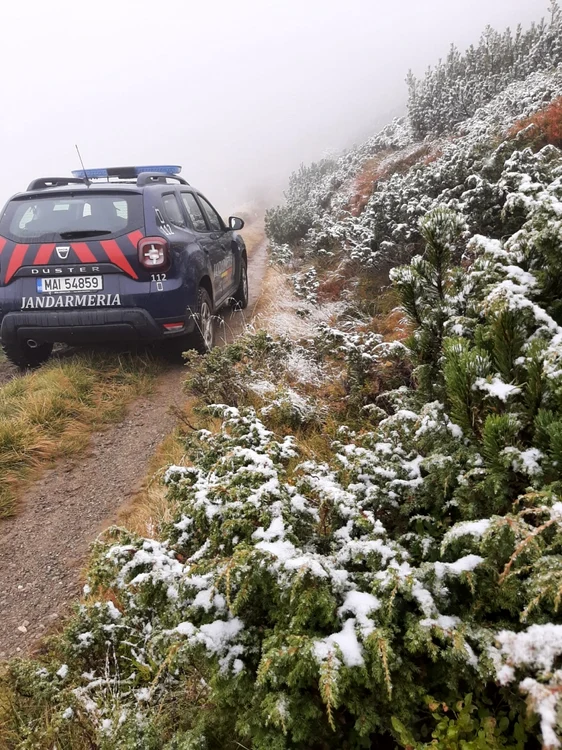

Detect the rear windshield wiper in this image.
[59,229,113,239]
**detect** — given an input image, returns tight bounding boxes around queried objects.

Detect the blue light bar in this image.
[71,165,182,180]
[71,168,109,179]
[134,165,182,175]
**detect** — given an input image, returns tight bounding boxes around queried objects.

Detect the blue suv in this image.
[0,166,248,367]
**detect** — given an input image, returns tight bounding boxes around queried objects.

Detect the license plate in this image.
[36,276,103,293]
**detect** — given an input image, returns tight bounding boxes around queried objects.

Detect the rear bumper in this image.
[0,308,194,346]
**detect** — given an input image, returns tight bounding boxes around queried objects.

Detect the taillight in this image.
[138,236,170,270]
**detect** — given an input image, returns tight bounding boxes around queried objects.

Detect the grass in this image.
[0,351,160,519]
[117,404,196,538]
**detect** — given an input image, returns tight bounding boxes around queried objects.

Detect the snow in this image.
[520,678,561,750]
[164,465,190,483]
[284,555,329,578]
[434,554,484,580]
[249,379,276,396]
[313,618,364,668]
[411,580,437,618]
[503,447,543,476]
[106,601,122,620]
[253,516,285,542]
[77,631,93,647]
[441,519,492,549]
[256,539,297,563]
[420,615,460,630]
[56,664,69,679]
[473,376,521,401]
[198,618,245,655]
[339,590,381,619]
[175,622,196,637]
[493,624,562,676]
[338,590,380,636]
[550,503,562,521]
[135,687,151,703]
[192,589,226,612]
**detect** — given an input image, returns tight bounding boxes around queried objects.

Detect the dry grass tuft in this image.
[0,352,159,519]
[118,408,197,538]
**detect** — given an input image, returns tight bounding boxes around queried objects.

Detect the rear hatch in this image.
[0,190,146,289]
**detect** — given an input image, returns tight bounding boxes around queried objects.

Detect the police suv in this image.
[0,165,248,367]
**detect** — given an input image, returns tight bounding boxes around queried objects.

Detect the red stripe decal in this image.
[33,243,56,265]
[0,238,7,256]
[5,244,29,283]
[71,242,97,263]
[100,240,138,279]
[127,230,144,248]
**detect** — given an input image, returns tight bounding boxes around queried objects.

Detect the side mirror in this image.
[229,216,245,231]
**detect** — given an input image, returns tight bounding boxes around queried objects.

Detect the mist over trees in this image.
[407,1,562,137]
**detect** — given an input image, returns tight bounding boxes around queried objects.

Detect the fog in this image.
[1,0,548,214]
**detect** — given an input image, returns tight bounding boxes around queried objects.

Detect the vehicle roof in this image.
[12,182,201,200]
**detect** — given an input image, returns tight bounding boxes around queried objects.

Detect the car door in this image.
[196,194,235,299]
[180,191,225,304]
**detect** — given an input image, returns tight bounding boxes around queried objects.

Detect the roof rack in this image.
[136,172,188,187]
[27,176,86,191]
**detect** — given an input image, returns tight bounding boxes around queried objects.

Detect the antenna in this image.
[75,144,90,187]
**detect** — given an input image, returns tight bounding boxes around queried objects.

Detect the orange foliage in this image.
[348,145,437,217]
[317,274,348,302]
[508,97,562,149]
[348,155,389,217]
[378,307,412,343]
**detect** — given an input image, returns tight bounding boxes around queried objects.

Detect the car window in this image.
[198,196,223,232]
[162,193,187,228]
[181,193,208,232]
[2,193,143,242]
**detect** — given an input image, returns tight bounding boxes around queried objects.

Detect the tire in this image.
[188,287,215,354]
[2,339,53,368]
[231,258,249,310]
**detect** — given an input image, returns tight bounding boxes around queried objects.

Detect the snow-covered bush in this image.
[183,332,291,407]
[268,241,294,267]
[291,268,319,303]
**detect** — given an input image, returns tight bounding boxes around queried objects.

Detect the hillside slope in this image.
[4,8,562,750]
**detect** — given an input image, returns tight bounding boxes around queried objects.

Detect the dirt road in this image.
[0,240,268,659]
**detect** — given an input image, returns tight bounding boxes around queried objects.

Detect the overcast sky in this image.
[0,0,549,214]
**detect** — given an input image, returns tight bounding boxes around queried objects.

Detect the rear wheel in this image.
[231,258,249,309]
[189,287,215,354]
[2,339,53,369]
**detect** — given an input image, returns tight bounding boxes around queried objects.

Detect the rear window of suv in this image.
[0,192,144,242]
